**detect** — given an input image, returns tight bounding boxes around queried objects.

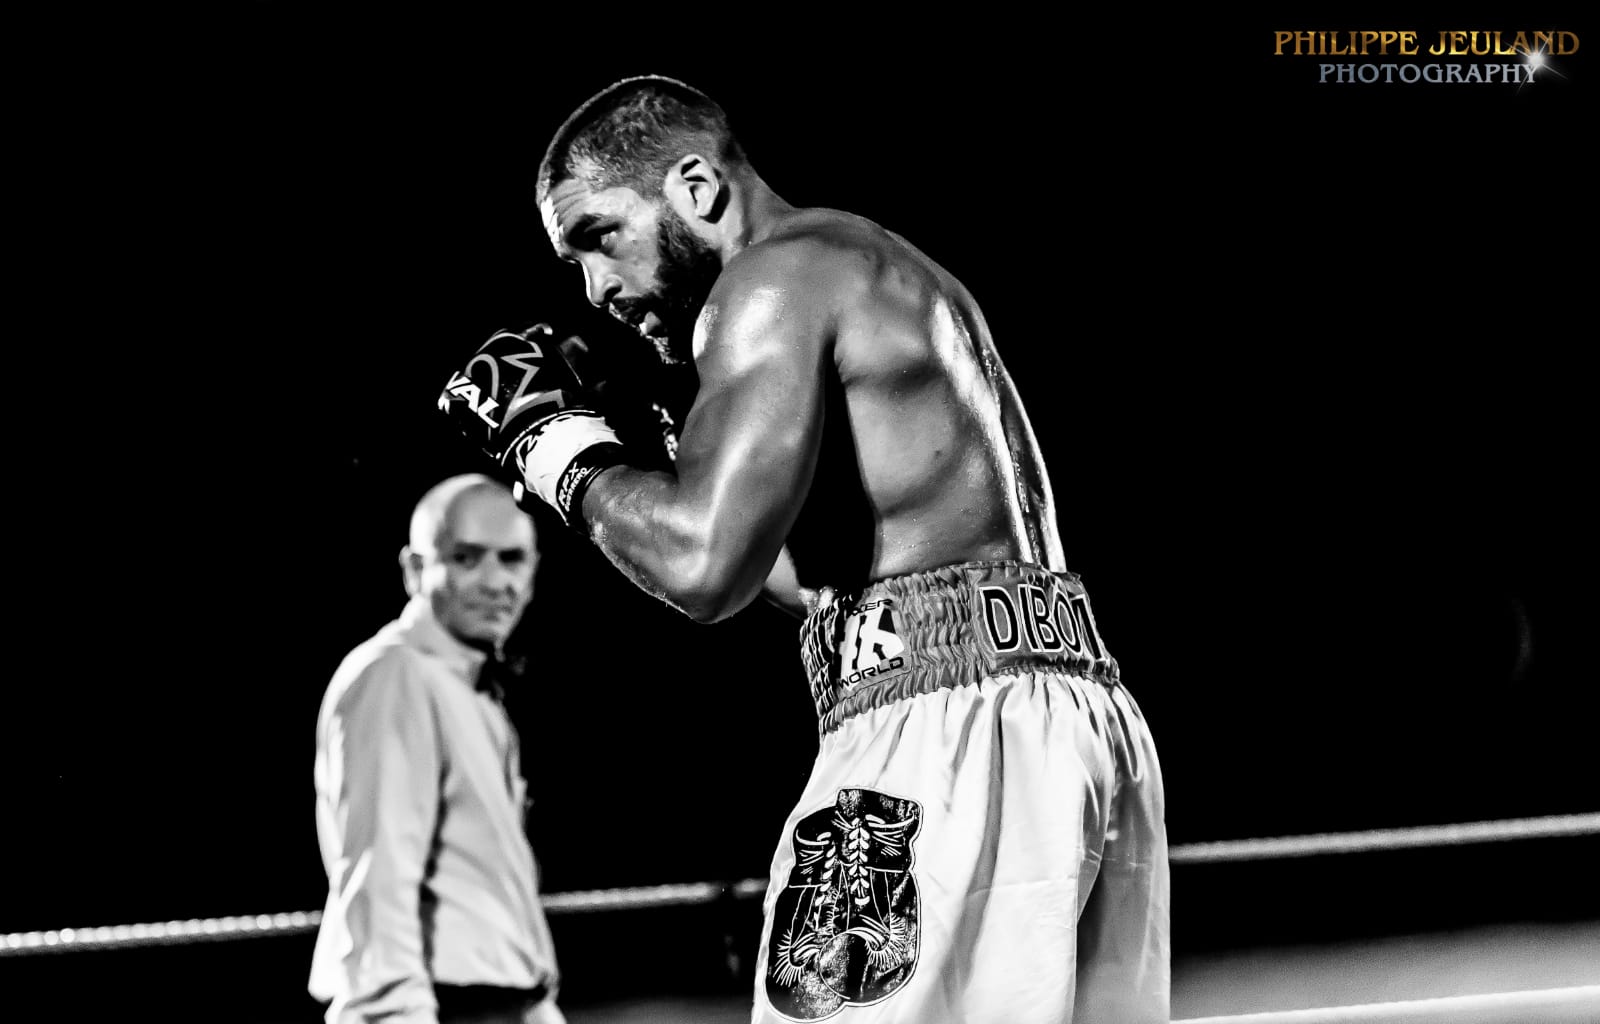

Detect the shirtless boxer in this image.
[440,76,1168,1024]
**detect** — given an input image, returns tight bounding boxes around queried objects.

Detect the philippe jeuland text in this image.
[1274,30,1579,85]
[1275,30,1578,57]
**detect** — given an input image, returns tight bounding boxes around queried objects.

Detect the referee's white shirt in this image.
[310,596,559,1024]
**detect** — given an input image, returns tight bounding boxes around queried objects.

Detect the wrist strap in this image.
[517,410,623,513]
[555,442,625,531]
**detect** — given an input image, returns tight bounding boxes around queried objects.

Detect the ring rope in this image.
[1166,812,1600,865]
[1172,984,1600,1023]
[4,813,1594,957]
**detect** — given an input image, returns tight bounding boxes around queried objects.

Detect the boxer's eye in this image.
[567,217,616,254]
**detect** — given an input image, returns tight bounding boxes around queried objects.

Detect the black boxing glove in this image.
[557,333,686,469]
[438,323,626,531]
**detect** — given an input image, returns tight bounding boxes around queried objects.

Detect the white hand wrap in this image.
[517,410,625,522]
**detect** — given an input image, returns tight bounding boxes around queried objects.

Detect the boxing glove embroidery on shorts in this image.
[767,788,922,1021]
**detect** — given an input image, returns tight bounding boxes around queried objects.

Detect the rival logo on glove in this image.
[437,325,591,472]
[439,324,626,533]
[440,372,504,427]
[438,328,576,438]
[439,351,568,430]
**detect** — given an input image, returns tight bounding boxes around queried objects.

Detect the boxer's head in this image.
[538,76,741,365]
[401,475,538,650]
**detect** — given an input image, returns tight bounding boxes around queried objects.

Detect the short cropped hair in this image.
[537,75,746,201]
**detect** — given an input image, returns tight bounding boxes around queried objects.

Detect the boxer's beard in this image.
[613,205,722,365]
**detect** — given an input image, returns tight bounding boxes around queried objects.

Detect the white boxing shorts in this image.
[752,561,1169,1024]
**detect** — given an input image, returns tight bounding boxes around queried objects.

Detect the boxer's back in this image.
[760,208,1063,590]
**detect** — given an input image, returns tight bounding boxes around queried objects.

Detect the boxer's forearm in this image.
[581,464,777,623]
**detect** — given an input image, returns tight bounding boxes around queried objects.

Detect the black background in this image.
[7,5,1593,1019]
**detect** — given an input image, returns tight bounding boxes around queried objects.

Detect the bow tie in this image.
[475,652,526,704]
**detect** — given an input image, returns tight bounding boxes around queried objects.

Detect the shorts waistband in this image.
[800,560,1120,735]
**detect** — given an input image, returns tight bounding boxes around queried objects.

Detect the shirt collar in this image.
[398,594,492,684]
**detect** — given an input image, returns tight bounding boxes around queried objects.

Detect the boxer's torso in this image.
[743,208,1063,593]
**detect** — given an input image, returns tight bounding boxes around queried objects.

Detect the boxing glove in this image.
[438,323,625,530]
[558,333,685,469]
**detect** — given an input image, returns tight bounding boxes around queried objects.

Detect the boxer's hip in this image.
[800,560,1122,736]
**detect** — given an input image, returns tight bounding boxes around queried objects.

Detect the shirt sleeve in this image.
[321,651,442,1024]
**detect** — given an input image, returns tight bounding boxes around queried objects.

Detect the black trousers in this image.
[435,983,549,1024]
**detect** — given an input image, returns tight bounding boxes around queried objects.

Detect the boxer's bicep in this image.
[672,280,828,615]
[582,244,837,623]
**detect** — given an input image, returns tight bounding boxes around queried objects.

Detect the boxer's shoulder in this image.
[689,237,845,366]
[728,211,900,297]
[691,213,893,357]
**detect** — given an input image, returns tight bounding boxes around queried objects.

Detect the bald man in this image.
[310,475,565,1024]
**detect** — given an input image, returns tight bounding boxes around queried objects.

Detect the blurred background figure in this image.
[310,475,565,1024]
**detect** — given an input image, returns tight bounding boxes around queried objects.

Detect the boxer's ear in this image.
[664,154,725,223]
